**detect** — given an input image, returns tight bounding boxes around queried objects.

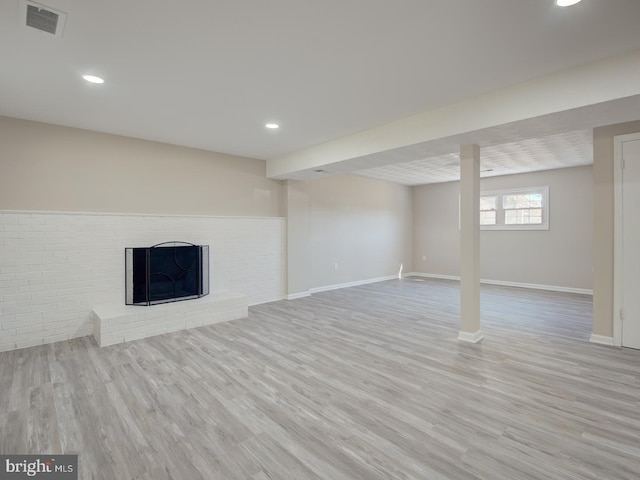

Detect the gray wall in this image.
[0,116,284,217]
[286,175,413,291]
[413,181,461,277]
[413,165,593,291]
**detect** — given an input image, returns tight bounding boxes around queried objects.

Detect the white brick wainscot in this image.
[0,211,286,352]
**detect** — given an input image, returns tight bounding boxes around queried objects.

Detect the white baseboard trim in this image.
[458,330,484,343]
[405,273,593,296]
[589,334,615,346]
[286,292,311,300]
[310,275,397,294]
[405,272,459,281]
[249,294,291,306]
[480,279,593,296]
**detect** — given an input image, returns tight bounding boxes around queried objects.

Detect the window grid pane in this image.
[480,211,496,225]
[503,193,542,209]
[504,208,543,225]
[480,195,497,225]
[480,196,496,211]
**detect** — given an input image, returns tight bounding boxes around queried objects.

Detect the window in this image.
[479,195,497,226]
[479,186,549,230]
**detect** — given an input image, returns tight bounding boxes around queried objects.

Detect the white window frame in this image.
[480,186,549,231]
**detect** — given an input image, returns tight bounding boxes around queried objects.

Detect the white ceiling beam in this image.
[267,49,640,179]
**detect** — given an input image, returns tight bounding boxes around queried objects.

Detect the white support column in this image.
[458,144,483,343]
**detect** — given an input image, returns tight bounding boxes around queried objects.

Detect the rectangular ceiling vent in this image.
[20,0,67,38]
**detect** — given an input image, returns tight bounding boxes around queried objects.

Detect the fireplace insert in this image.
[125,242,209,306]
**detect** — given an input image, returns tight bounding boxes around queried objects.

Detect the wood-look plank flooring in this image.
[1,278,639,479]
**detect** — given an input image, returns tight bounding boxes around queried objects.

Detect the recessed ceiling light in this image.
[556,0,582,6]
[265,123,280,129]
[82,74,104,84]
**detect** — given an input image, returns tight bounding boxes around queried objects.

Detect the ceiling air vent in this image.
[20,0,67,38]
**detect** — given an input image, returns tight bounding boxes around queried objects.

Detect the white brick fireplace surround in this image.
[0,211,286,352]
[93,291,249,347]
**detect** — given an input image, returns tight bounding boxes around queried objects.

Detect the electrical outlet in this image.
[422,255,426,261]
[334,262,338,270]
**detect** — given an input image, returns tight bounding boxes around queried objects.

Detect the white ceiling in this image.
[354,129,594,186]
[2,0,640,184]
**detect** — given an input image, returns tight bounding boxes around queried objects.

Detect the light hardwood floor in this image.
[1,278,639,479]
